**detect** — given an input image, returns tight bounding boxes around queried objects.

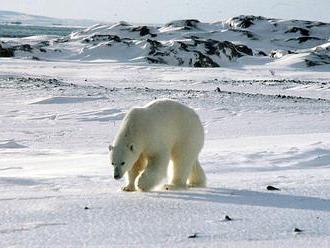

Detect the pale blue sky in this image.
[2,0,330,23]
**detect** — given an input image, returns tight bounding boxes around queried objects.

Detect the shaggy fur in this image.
[109,99,206,191]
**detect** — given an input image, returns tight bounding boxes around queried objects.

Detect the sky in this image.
[1,0,330,23]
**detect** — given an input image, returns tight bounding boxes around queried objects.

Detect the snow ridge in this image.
[0,15,330,67]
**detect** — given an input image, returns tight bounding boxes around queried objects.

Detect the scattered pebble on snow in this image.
[188,233,198,239]
[293,227,303,233]
[266,185,280,191]
[224,215,233,221]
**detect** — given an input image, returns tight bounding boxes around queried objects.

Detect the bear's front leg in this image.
[122,155,146,192]
[137,153,169,192]
[122,169,138,192]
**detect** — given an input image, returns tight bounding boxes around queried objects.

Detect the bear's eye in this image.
[121,162,125,165]
[111,162,115,165]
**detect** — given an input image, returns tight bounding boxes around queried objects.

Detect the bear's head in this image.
[109,108,142,180]
[109,142,139,180]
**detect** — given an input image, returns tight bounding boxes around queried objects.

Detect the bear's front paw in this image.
[137,176,154,192]
[121,185,136,192]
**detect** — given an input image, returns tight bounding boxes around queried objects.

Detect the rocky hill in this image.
[1,15,330,67]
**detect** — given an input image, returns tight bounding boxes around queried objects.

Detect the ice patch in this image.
[79,108,126,122]
[0,222,66,234]
[0,167,23,171]
[31,96,106,104]
[30,114,58,120]
[0,177,43,186]
[0,140,27,149]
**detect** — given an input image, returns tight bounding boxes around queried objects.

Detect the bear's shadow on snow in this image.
[152,187,330,212]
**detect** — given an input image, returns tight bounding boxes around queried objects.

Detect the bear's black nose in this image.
[114,167,121,180]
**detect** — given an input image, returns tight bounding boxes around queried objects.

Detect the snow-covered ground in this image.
[0,57,329,247]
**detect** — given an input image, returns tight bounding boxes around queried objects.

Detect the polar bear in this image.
[109,99,206,191]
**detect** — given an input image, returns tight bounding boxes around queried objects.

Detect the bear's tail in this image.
[187,160,206,187]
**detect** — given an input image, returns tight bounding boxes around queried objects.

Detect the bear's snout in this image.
[114,167,121,180]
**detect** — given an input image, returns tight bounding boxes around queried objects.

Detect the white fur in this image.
[109,99,206,191]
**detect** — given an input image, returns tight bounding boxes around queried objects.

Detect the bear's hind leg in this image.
[187,160,206,188]
[165,154,195,190]
[137,152,169,191]
[122,154,146,192]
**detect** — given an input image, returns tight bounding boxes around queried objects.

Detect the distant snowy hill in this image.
[0,10,101,27]
[1,15,330,68]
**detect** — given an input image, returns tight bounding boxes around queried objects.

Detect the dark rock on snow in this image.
[0,44,14,57]
[266,185,280,191]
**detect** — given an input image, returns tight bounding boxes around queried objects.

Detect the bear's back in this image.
[144,99,199,122]
[143,99,203,139]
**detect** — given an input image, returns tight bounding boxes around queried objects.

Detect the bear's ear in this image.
[108,145,114,151]
[129,144,134,152]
